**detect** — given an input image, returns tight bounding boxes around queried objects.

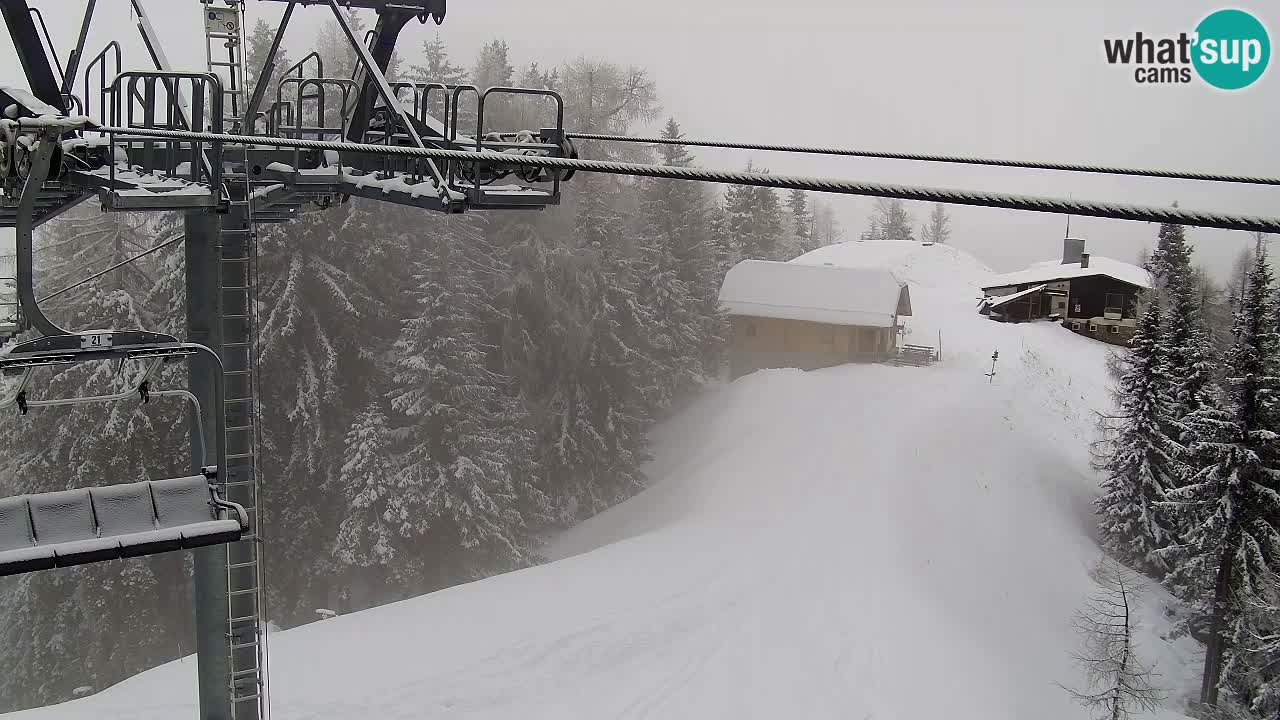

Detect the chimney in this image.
[1080,253,1090,269]
[1062,237,1085,265]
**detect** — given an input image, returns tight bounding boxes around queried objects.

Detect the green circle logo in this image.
[1193,9,1270,90]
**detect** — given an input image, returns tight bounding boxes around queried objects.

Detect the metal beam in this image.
[243,0,297,131]
[0,0,66,112]
[62,0,99,98]
[185,209,233,720]
[344,9,412,143]
[130,0,196,131]
[325,1,422,149]
[325,1,447,189]
[15,134,70,336]
[256,0,445,21]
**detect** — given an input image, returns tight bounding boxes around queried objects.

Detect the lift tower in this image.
[0,1,575,718]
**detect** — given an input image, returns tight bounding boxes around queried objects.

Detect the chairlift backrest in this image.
[0,476,247,578]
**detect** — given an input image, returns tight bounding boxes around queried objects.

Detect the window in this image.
[1104,293,1125,318]
[1071,322,1081,331]
[1109,325,1120,334]
[1088,323,1098,333]
[746,323,757,338]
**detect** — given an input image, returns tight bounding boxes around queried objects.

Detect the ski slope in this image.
[8,241,1203,720]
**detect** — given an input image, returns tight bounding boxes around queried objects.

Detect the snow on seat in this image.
[151,476,243,545]
[0,477,248,578]
[29,489,120,567]
[92,482,182,558]
[0,496,55,574]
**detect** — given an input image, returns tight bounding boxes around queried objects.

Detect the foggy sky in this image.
[2,0,1276,278]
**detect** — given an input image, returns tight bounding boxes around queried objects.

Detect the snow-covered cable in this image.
[566,131,1280,188]
[95,125,1280,234]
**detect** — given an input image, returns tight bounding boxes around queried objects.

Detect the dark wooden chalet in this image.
[979,238,1151,345]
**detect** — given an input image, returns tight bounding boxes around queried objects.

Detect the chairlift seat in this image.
[0,476,248,577]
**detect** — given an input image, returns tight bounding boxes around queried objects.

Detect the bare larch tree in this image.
[1062,559,1165,720]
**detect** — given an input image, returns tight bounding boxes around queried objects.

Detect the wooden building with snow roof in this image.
[718,260,912,379]
[979,238,1151,346]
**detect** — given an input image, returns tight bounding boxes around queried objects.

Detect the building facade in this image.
[979,239,1150,346]
[719,260,911,379]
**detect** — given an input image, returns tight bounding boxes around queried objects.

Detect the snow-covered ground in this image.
[7,241,1202,720]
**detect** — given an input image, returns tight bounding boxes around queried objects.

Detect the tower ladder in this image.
[219,151,266,720]
[201,0,248,132]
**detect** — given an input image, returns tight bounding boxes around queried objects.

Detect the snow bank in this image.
[6,239,1202,720]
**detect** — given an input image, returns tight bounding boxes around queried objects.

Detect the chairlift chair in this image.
[0,276,17,340]
[0,330,248,578]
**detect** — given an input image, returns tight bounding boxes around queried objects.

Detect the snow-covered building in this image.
[979,238,1151,346]
[718,259,912,379]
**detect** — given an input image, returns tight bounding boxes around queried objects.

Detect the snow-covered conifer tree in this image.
[1098,291,1182,572]
[1162,243,1280,708]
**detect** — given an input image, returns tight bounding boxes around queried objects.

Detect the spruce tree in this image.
[724,163,783,261]
[331,405,414,586]
[562,172,652,514]
[406,32,467,86]
[786,189,815,256]
[472,39,517,130]
[868,198,915,242]
[860,219,884,243]
[636,118,722,405]
[920,203,951,244]
[1097,293,1182,573]
[256,200,394,621]
[812,199,843,246]
[752,181,785,261]
[1162,244,1280,709]
[390,229,543,579]
[723,179,756,261]
[1158,223,1218,429]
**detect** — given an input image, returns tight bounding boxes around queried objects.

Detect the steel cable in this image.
[95,125,1280,234]
[566,131,1280,188]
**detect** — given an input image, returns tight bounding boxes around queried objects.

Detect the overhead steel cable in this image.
[95,125,1280,234]
[38,232,184,303]
[566,131,1280,188]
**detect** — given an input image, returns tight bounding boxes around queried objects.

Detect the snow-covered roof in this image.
[719,260,909,328]
[986,284,1046,308]
[982,256,1151,291]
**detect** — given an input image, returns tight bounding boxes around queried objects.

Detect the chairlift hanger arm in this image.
[3,364,210,468]
[0,336,223,466]
[15,129,69,337]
